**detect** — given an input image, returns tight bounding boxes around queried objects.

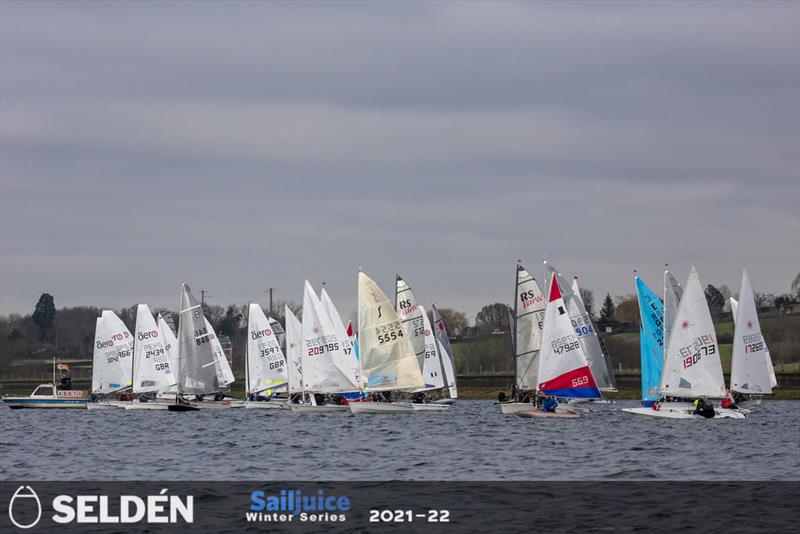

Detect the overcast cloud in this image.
[1,0,798,320]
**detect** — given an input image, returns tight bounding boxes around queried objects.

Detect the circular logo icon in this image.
[8,485,42,529]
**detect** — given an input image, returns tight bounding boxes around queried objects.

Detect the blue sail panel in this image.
[635,277,664,404]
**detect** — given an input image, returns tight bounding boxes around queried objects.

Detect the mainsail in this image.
[284,306,303,394]
[395,275,427,370]
[92,310,135,394]
[659,266,726,398]
[320,287,360,386]
[301,281,359,393]
[730,270,774,394]
[432,304,457,398]
[176,284,231,395]
[416,305,445,390]
[663,270,683,354]
[358,272,425,391]
[537,274,601,399]
[731,297,777,388]
[157,314,179,395]
[545,263,615,390]
[132,304,175,393]
[634,276,664,403]
[513,264,545,391]
[246,303,288,394]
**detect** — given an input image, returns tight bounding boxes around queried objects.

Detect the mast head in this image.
[548,275,562,303]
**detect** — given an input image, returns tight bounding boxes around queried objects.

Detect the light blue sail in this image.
[635,276,664,405]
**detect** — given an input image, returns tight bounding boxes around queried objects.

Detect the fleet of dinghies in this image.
[2,263,776,419]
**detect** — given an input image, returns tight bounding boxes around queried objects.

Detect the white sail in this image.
[432,305,458,398]
[730,297,777,388]
[320,287,360,386]
[664,270,684,353]
[176,284,226,394]
[545,262,615,390]
[268,316,286,349]
[205,317,235,387]
[132,304,175,393]
[537,273,600,398]
[513,265,545,391]
[659,266,726,398]
[246,303,288,394]
[415,306,445,390]
[284,306,303,394]
[358,272,425,391]
[92,310,135,394]
[730,271,773,394]
[157,314,179,395]
[301,281,359,393]
[437,338,458,398]
[395,275,427,370]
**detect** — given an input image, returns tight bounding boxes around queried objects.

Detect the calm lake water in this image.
[1,400,798,480]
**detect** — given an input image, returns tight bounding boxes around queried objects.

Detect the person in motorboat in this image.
[693,398,715,418]
[542,395,558,413]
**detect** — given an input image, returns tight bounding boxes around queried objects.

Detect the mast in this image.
[512,261,521,395]
[245,305,250,401]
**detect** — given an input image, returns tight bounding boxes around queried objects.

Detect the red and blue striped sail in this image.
[537,273,601,399]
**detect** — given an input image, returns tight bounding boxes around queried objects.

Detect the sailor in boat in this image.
[720,396,738,410]
[541,395,558,413]
[693,398,715,418]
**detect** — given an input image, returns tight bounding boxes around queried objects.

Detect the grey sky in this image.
[1,0,798,321]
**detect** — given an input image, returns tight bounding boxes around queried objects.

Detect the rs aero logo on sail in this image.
[8,485,42,529]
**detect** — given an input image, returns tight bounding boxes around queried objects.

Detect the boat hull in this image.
[3,398,87,409]
[87,402,123,410]
[433,398,456,405]
[349,402,416,414]
[499,402,535,414]
[244,401,286,410]
[124,402,170,410]
[622,406,747,419]
[290,404,349,413]
[408,403,450,412]
[516,409,581,419]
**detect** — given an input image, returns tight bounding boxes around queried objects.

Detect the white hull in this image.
[87,402,123,410]
[124,402,170,410]
[622,406,746,419]
[349,402,416,414]
[408,403,450,412]
[500,402,535,414]
[516,409,581,419]
[433,398,456,405]
[245,401,286,410]
[290,404,349,413]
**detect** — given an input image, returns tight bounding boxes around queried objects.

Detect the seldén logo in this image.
[7,486,193,529]
[248,488,350,524]
[8,486,42,529]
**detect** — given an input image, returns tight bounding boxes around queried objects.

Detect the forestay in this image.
[284,306,303,394]
[301,281,359,393]
[395,276,427,370]
[659,267,726,398]
[730,270,774,394]
[545,263,615,390]
[92,310,135,394]
[358,272,425,391]
[537,274,600,399]
[133,304,175,393]
[247,303,288,394]
[513,264,545,392]
[635,276,664,403]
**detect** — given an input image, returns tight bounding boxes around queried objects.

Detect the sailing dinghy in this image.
[729,269,776,403]
[634,275,665,407]
[244,303,288,409]
[290,281,356,413]
[407,306,449,411]
[88,310,135,409]
[350,272,426,414]
[431,304,458,405]
[516,274,595,419]
[501,262,546,414]
[622,267,745,419]
[168,283,235,411]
